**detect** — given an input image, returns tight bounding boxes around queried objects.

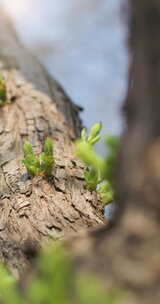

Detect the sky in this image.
[0,0,129,150]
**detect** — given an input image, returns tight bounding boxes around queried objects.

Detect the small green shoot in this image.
[75,122,104,191]
[75,123,119,205]
[75,140,105,191]
[0,74,7,106]
[98,182,114,205]
[105,136,120,189]
[81,122,102,146]
[22,138,54,177]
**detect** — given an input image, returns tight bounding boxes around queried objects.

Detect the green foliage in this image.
[105,136,120,189]
[22,142,41,176]
[0,74,7,106]
[98,182,114,205]
[75,123,120,205]
[77,273,123,304]
[0,245,125,304]
[75,122,104,191]
[82,122,102,146]
[76,140,105,191]
[22,138,54,177]
[0,263,25,304]
[28,244,73,304]
[39,138,54,176]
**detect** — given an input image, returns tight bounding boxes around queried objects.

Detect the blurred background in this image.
[0,0,129,152]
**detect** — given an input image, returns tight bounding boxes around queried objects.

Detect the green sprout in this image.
[105,136,120,189]
[0,74,7,106]
[22,138,54,177]
[75,123,119,205]
[97,182,114,205]
[76,122,104,191]
[81,122,102,146]
[0,263,24,304]
[75,140,104,191]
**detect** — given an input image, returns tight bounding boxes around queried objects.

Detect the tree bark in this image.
[0,9,104,277]
[1,2,160,303]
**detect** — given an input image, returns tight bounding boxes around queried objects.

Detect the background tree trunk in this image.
[0,9,104,277]
[68,1,160,303]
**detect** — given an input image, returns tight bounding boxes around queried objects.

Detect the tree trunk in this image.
[68,1,160,303]
[1,2,160,303]
[0,9,104,277]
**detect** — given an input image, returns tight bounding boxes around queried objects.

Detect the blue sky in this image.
[1,0,128,149]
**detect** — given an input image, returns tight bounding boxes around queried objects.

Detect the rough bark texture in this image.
[1,2,159,303]
[0,10,104,277]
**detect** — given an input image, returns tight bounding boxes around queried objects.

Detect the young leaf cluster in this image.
[104,135,120,189]
[0,74,7,106]
[75,123,119,205]
[22,138,54,177]
[0,245,124,304]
